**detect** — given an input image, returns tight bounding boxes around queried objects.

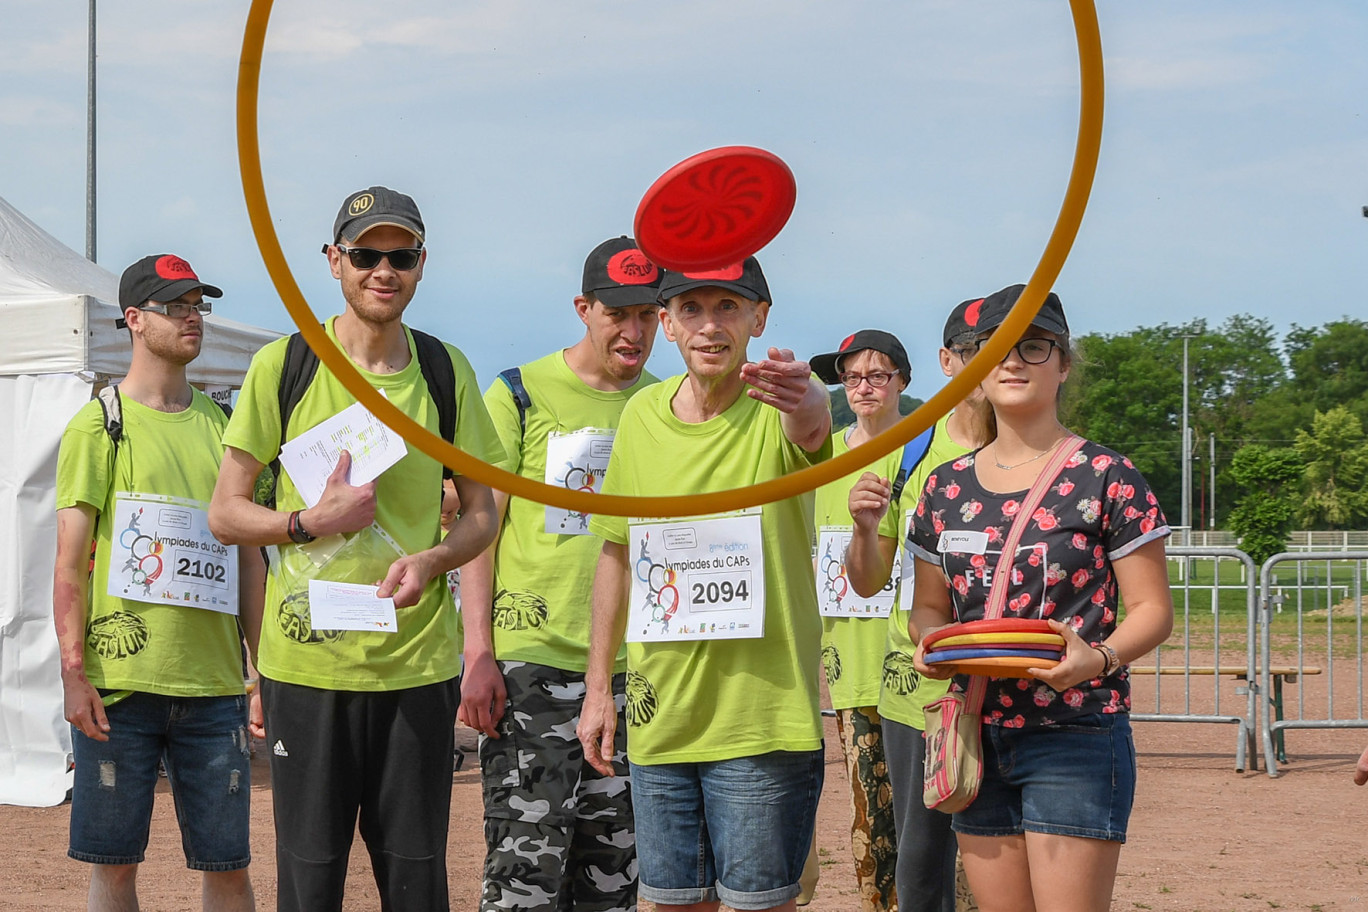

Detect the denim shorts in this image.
[69,692,251,870]
[629,749,824,911]
[952,713,1135,843]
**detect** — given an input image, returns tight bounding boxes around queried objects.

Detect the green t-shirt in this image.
[815,428,904,710]
[223,317,505,691]
[485,350,656,672]
[589,375,832,765]
[877,413,972,729]
[55,390,243,697]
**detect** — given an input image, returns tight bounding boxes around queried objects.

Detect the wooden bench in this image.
[1128,665,1323,762]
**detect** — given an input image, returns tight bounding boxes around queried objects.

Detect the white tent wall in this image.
[0,373,90,806]
[0,196,281,806]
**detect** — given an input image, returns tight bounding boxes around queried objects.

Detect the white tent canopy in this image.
[0,196,281,806]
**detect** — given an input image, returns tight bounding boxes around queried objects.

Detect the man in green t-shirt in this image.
[208,187,503,912]
[458,236,662,912]
[577,256,832,912]
[54,254,263,911]
[846,298,986,912]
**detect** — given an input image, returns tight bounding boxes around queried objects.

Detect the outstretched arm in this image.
[741,347,831,452]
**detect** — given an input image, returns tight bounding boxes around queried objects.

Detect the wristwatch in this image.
[1093,643,1121,677]
[287,510,316,545]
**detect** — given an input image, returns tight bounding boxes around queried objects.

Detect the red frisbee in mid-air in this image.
[634,146,796,272]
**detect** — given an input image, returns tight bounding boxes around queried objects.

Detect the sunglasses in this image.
[326,244,423,271]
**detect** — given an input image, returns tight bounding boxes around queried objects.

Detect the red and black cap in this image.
[332,186,425,244]
[582,237,662,308]
[974,283,1069,337]
[117,254,222,324]
[810,330,911,386]
[944,296,986,347]
[656,256,771,306]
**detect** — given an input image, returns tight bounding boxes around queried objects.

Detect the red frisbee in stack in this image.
[922,619,1065,679]
[634,146,796,272]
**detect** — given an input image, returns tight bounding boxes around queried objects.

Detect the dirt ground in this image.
[5,676,1368,912]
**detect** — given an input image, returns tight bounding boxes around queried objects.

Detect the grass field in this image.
[1155,555,1368,653]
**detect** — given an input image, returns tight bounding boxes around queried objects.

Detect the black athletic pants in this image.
[261,676,459,912]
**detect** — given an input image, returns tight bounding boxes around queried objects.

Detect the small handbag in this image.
[923,435,1082,812]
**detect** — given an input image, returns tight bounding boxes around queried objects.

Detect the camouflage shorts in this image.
[479,661,635,912]
[836,706,897,912]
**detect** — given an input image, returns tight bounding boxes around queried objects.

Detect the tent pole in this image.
[85,0,97,263]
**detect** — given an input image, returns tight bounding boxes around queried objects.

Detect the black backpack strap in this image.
[410,329,458,481]
[497,367,532,440]
[266,331,323,508]
[891,423,937,502]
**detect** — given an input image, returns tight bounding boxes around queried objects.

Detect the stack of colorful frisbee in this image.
[922,619,1065,679]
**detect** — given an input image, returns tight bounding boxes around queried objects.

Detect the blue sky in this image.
[3,1,1365,400]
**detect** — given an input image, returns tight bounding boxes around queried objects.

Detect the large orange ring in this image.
[236,0,1103,517]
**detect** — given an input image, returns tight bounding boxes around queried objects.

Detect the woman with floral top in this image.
[902,285,1174,912]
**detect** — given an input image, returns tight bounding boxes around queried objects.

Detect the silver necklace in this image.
[992,443,1052,471]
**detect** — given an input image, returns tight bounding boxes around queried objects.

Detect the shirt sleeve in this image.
[56,402,112,512]
[221,337,288,468]
[1096,450,1171,560]
[481,376,523,474]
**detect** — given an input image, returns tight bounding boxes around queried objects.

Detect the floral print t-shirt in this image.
[906,439,1170,727]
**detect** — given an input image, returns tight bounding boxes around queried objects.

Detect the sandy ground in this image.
[6,674,1368,912]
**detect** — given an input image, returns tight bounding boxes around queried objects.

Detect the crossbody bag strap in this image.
[965,434,1083,711]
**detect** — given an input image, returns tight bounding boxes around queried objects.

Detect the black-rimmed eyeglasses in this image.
[973,337,1062,364]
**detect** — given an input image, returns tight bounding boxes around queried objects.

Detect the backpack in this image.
[96,384,232,457]
[267,328,459,505]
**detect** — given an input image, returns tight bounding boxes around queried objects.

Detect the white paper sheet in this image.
[279,397,407,508]
[307,580,397,632]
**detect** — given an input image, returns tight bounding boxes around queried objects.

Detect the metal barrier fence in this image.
[1133,547,1260,772]
[1259,551,1368,776]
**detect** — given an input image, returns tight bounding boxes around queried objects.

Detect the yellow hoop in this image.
[235,0,1103,517]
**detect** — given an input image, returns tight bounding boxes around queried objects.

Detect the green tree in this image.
[1293,406,1368,529]
[1225,445,1303,564]
[1286,319,1368,423]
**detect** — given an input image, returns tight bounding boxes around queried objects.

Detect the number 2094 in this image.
[689,571,751,609]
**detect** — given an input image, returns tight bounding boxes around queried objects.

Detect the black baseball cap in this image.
[118,254,222,318]
[973,283,1069,336]
[582,237,662,308]
[332,186,425,244]
[810,330,911,386]
[944,297,986,347]
[657,256,771,306]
